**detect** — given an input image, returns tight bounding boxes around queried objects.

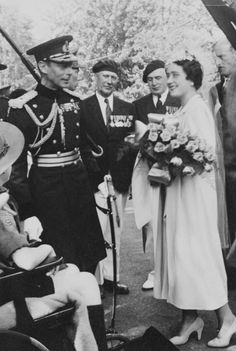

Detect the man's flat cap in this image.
[92,59,119,75]
[27,35,76,63]
[143,59,165,83]
[0,64,7,71]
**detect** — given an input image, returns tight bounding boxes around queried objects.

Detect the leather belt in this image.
[34,150,82,167]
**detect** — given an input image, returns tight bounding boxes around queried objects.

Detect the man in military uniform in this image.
[0,63,10,121]
[81,60,136,294]
[7,36,106,276]
[133,59,180,291]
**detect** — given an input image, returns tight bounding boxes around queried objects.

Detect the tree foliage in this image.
[0,0,227,98]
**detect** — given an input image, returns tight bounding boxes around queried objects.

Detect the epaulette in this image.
[63,88,81,99]
[8,90,38,109]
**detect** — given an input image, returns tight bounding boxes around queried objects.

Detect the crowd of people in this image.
[0,32,236,350]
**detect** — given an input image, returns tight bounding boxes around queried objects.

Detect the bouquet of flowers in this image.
[139,114,215,186]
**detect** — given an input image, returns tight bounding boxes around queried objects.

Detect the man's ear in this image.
[37,61,49,75]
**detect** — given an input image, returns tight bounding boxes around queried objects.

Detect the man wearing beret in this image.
[0,63,10,121]
[7,36,106,275]
[81,59,135,295]
[133,59,180,292]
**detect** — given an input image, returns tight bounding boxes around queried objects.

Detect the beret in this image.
[143,59,165,83]
[92,59,119,75]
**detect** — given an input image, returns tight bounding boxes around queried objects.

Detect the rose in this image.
[193,152,204,162]
[204,163,213,172]
[185,140,199,153]
[182,166,195,176]
[148,131,158,142]
[148,123,158,132]
[199,140,207,152]
[160,130,171,142]
[154,142,165,153]
[165,124,177,136]
[171,139,180,149]
[204,151,214,162]
[170,156,183,166]
[177,132,188,145]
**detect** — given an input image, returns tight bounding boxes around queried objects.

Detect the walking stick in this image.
[104,175,120,333]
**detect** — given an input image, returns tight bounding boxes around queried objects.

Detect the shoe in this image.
[142,278,154,291]
[170,317,204,346]
[103,279,130,295]
[207,318,236,348]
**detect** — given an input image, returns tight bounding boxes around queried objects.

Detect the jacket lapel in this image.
[89,95,107,135]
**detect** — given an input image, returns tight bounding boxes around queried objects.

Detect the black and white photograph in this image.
[1,0,236,350]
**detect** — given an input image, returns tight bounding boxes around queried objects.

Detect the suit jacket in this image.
[133,93,180,125]
[221,72,236,172]
[81,94,136,193]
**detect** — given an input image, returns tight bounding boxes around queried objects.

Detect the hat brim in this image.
[49,53,78,63]
[0,122,25,174]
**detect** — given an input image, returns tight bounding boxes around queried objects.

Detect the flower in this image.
[204,151,214,162]
[165,124,177,135]
[204,163,213,172]
[193,152,204,162]
[148,131,158,142]
[170,157,183,166]
[154,142,165,153]
[160,130,171,142]
[186,140,199,153]
[148,123,158,132]
[182,166,195,176]
[171,139,180,149]
[177,132,188,145]
[199,140,207,152]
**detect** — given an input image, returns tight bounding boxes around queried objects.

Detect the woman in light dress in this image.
[138,59,236,348]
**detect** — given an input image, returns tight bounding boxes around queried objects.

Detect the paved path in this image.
[103,201,236,351]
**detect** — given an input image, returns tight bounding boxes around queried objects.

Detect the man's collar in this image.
[96,91,113,104]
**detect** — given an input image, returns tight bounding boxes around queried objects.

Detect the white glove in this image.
[23,216,43,241]
[98,182,108,198]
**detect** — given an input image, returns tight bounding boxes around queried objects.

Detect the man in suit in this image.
[214,38,236,247]
[81,59,135,295]
[133,60,180,291]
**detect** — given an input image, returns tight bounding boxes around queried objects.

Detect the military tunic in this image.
[0,96,9,121]
[7,84,106,272]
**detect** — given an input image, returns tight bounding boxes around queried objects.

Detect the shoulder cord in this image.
[25,101,59,149]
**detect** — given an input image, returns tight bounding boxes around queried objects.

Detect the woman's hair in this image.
[173,59,203,90]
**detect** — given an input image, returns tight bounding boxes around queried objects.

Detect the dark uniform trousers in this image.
[7,84,106,273]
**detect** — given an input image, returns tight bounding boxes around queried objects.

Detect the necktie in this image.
[156,95,163,110]
[104,98,112,129]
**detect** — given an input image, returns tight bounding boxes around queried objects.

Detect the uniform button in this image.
[76,135,79,139]
[39,115,44,120]
[0,119,3,122]
[33,104,38,108]
[70,99,74,103]
[74,161,78,165]
[74,147,78,152]
[74,110,78,114]
[46,127,50,131]
[76,122,79,127]
[53,139,57,144]
[57,151,61,156]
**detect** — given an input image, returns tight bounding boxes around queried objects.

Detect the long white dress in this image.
[153,94,228,310]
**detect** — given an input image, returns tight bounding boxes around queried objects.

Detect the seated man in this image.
[0,121,108,351]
